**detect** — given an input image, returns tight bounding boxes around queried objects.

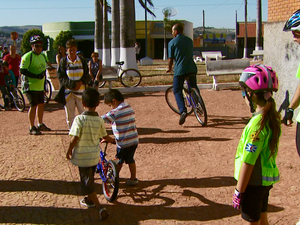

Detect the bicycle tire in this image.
[120,68,142,87]
[12,87,25,112]
[98,80,106,88]
[102,160,119,202]
[190,88,207,126]
[165,86,193,115]
[44,79,52,103]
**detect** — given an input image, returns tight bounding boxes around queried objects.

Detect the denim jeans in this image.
[173,73,199,114]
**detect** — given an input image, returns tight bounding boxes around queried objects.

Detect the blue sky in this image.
[0,0,268,28]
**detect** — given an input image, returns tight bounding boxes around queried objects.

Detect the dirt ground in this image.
[0,89,299,225]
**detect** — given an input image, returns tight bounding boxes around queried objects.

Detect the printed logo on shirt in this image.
[250,132,260,141]
[245,143,257,153]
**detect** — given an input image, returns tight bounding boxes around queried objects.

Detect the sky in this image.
[0,0,268,29]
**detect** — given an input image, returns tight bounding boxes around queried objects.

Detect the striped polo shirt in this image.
[69,111,107,167]
[65,55,85,100]
[101,102,139,148]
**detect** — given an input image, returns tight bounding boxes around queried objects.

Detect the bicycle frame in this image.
[184,79,198,109]
[97,148,109,182]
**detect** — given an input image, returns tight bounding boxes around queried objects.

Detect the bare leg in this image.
[37,103,45,125]
[259,212,269,225]
[28,105,37,127]
[128,162,136,180]
[87,191,101,208]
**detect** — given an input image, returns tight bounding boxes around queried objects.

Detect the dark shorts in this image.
[116,144,137,164]
[241,185,273,222]
[25,91,44,107]
[78,166,96,196]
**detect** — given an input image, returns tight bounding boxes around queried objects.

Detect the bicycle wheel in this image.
[102,160,119,202]
[98,80,106,88]
[120,68,142,87]
[165,86,193,115]
[190,88,207,126]
[12,88,25,112]
[44,79,52,103]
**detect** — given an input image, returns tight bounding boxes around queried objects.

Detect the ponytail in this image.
[253,92,281,158]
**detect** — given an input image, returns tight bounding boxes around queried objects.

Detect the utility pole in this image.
[203,10,205,48]
[235,10,238,58]
[243,0,248,58]
[256,0,262,50]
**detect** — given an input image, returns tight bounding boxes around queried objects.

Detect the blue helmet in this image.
[30,35,43,44]
[283,9,300,31]
[76,51,84,56]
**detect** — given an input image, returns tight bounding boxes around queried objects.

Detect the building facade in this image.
[42,20,193,62]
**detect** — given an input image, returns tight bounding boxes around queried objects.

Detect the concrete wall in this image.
[264,21,300,116]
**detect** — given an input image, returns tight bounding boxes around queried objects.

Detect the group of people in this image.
[2,10,300,222]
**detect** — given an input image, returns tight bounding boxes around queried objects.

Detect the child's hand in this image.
[66,149,73,160]
[232,189,243,210]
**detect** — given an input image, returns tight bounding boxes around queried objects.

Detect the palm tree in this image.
[111,0,120,67]
[94,0,103,59]
[255,0,262,51]
[119,0,137,70]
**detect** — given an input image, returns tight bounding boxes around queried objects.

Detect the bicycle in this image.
[4,86,26,112]
[98,61,142,88]
[44,78,52,104]
[96,142,119,202]
[165,77,208,126]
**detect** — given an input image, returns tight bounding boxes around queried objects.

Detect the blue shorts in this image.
[78,166,96,196]
[116,145,137,164]
[241,185,273,222]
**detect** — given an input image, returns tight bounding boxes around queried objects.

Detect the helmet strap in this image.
[244,90,256,113]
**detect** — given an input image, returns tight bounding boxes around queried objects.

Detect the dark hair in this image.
[66,39,77,48]
[2,61,8,67]
[173,23,184,34]
[104,89,124,104]
[253,92,281,158]
[82,88,100,108]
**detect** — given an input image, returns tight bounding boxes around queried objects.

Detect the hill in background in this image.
[0,25,42,38]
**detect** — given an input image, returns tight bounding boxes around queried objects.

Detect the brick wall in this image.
[268,0,300,22]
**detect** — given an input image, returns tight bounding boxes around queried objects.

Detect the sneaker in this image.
[80,197,95,208]
[99,208,109,221]
[179,112,187,125]
[126,178,139,186]
[29,126,42,135]
[37,123,51,131]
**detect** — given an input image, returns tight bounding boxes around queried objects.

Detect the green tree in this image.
[53,30,73,51]
[21,29,48,54]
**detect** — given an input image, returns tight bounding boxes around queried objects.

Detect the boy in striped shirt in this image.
[101,89,139,186]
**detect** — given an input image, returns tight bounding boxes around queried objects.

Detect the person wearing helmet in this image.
[283,9,300,157]
[232,64,281,224]
[20,35,54,135]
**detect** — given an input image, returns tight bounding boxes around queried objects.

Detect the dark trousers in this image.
[173,73,199,114]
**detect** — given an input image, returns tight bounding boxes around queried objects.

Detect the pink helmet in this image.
[239,64,278,92]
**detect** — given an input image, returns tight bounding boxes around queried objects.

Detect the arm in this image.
[285,82,300,126]
[101,135,116,144]
[95,59,103,81]
[66,136,79,160]
[166,58,173,73]
[79,57,92,85]
[88,61,94,80]
[20,68,44,79]
[236,162,254,193]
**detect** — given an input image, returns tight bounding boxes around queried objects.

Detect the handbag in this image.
[54,85,66,105]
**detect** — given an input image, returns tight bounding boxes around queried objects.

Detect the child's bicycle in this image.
[98,61,142,88]
[96,142,119,202]
[165,77,208,126]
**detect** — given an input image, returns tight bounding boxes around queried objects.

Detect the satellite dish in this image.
[162,7,178,18]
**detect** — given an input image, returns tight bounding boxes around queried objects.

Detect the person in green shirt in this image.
[233,64,281,224]
[282,9,300,157]
[20,35,54,135]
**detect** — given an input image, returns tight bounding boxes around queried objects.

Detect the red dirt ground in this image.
[0,89,299,224]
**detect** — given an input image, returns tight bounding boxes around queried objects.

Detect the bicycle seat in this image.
[115,61,124,66]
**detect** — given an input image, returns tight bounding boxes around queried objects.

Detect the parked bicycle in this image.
[98,61,142,88]
[165,77,208,126]
[96,142,119,202]
[44,79,52,103]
